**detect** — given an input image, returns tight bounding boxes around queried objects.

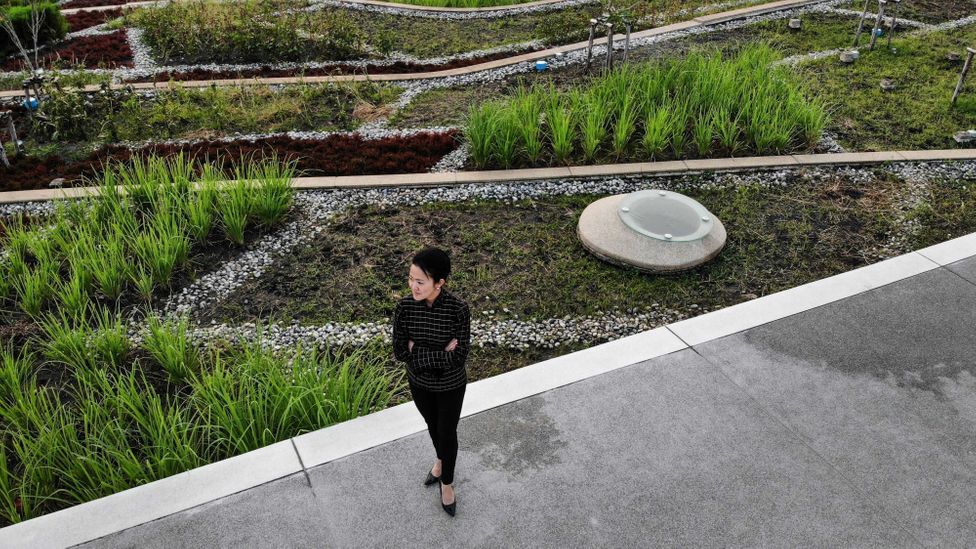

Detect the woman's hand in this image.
[445,338,458,352]
[408,340,414,352]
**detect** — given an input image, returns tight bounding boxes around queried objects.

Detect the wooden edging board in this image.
[2,149,975,205]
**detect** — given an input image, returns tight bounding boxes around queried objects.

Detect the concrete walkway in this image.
[66,242,976,548]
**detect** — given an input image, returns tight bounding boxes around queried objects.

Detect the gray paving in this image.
[80,264,976,548]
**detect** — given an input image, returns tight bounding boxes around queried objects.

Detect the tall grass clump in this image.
[580,88,611,162]
[0,154,381,526]
[218,178,256,246]
[190,339,402,457]
[463,43,828,168]
[465,103,497,169]
[545,91,575,164]
[513,87,544,165]
[143,314,201,382]
[248,159,297,227]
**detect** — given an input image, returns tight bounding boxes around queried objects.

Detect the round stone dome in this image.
[577,190,726,273]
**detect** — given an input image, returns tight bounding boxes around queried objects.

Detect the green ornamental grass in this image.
[0,155,395,525]
[464,44,828,168]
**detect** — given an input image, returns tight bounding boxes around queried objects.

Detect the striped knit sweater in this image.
[392,289,471,392]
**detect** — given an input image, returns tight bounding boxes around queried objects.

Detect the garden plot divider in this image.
[4,149,976,205]
[0,0,828,97]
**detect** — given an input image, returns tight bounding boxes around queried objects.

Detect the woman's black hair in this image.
[412,247,451,283]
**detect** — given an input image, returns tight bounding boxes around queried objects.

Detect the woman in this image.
[392,247,471,517]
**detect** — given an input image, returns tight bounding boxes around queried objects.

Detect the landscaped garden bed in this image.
[64,8,125,32]
[393,7,976,155]
[0,30,132,71]
[179,161,976,396]
[0,131,459,191]
[0,80,404,191]
[61,0,134,9]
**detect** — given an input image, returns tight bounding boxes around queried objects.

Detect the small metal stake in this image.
[586,19,597,72]
[605,23,614,71]
[5,112,20,155]
[887,0,900,50]
[869,0,887,51]
[0,111,13,167]
[623,22,632,63]
[853,0,871,47]
[952,47,976,105]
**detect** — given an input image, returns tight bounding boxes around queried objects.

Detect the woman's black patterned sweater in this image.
[392,289,471,392]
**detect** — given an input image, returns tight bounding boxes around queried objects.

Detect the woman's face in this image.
[409,263,442,302]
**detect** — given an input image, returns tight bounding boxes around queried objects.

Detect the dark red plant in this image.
[62,0,131,9]
[2,31,133,70]
[66,8,125,32]
[0,131,460,192]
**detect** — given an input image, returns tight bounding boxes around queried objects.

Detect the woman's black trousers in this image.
[409,381,466,485]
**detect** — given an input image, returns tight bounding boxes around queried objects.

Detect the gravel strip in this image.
[188,305,690,352]
[822,7,933,29]
[310,0,596,21]
[912,14,976,34]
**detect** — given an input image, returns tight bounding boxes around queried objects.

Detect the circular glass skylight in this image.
[617,190,714,242]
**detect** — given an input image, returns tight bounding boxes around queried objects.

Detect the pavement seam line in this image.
[664,326,692,348]
[935,262,976,291]
[683,344,927,547]
[290,438,316,492]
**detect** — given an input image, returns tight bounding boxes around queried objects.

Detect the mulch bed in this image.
[0,131,460,192]
[122,47,542,83]
[1,31,133,71]
[65,8,125,32]
[62,0,133,9]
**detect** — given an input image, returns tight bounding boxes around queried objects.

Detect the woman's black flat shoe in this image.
[439,483,456,517]
[424,468,440,487]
